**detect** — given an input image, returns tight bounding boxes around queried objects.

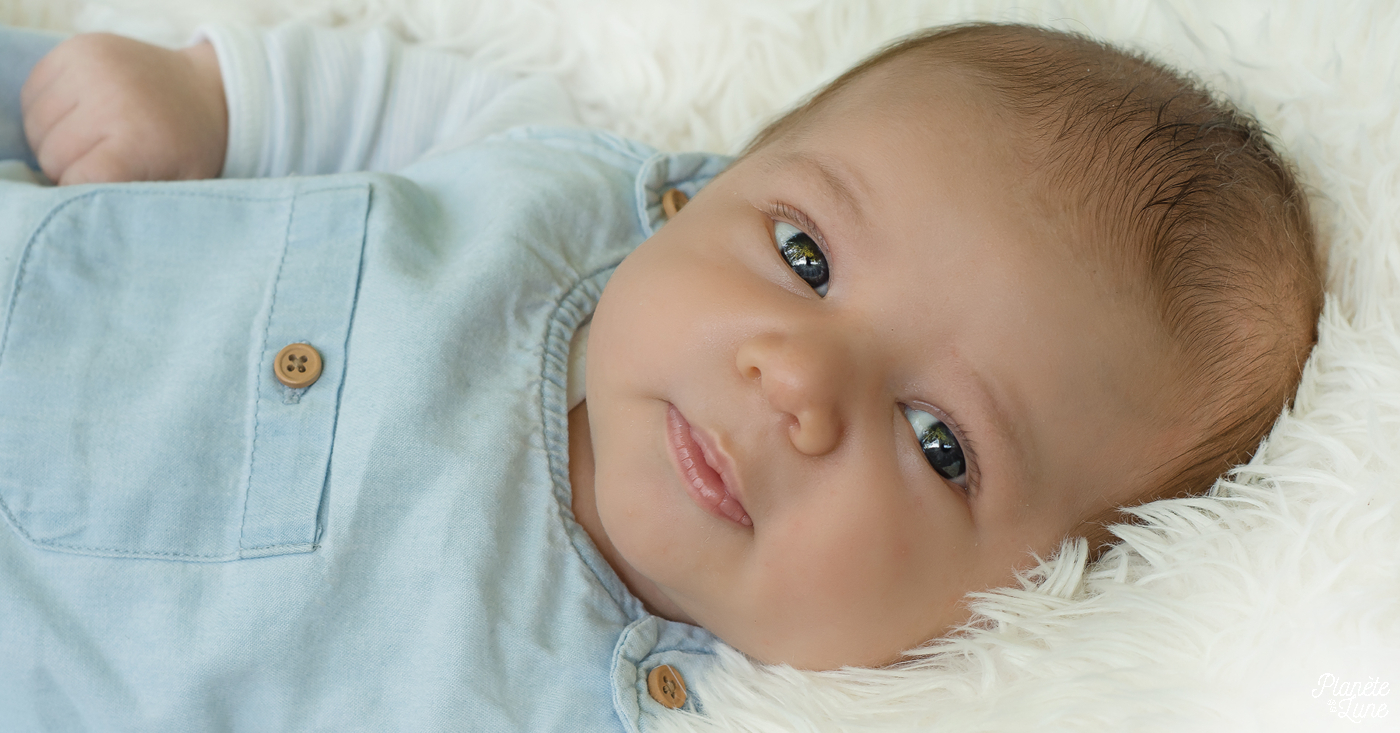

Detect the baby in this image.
[0,19,1320,730]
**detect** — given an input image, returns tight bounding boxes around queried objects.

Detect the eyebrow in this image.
[970,363,1037,490]
[971,367,1014,448]
[767,151,871,226]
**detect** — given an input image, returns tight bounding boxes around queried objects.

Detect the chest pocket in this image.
[0,181,369,561]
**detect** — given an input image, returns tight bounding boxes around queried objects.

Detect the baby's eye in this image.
[903,406,967,487]
[773,221,829,296]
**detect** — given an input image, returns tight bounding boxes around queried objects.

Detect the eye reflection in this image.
[773,221,829,296]
[903,406,966,486]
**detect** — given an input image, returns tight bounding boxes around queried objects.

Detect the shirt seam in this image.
[238,191,297,556]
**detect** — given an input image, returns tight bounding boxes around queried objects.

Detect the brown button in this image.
[646,664,687,709]
[661,188,689,220]
[274,343,322,389]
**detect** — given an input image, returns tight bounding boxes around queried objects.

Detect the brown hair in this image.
[747,23,1323,553]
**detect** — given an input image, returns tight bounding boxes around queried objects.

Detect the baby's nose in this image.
[734,332,845,456]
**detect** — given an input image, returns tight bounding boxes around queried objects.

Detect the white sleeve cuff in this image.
[190,24,271,179]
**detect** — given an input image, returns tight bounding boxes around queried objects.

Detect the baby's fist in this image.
[21,33,227,185]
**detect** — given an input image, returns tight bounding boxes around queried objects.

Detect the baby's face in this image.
[582,67,1183,669]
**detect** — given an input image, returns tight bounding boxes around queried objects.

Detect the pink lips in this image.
[666,404,752,527]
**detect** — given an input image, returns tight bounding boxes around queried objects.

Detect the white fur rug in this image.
[3,1,1397,730]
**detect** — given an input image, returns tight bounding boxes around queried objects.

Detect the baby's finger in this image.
[18,44,68,113]
[20,82,79,159]
[60,144,135,186]
[31,108,106,185]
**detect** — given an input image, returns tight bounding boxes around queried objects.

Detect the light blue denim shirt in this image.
[0,77,734,730]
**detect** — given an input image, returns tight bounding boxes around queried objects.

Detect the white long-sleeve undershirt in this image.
[195,23,580,179]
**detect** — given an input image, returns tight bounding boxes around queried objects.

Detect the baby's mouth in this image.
[665,404,751,527]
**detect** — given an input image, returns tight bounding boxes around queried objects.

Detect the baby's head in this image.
[582,23,1322,669]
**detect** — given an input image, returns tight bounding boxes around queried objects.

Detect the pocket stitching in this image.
[0,187,342,561]
[239,189,299,555]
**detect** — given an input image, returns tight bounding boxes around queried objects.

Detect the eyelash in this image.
[764,202,832,263]
[906,402,979,494]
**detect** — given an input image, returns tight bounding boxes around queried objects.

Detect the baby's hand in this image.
[21,33,227,185]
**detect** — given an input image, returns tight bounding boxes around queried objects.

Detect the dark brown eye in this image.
[774,221,829,296]
[904,406,966,486]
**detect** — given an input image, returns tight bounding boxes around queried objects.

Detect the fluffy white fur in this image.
[3,0,1396,730]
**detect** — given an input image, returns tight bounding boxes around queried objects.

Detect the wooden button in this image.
[646,664,687,709]
[661,188,689,220]
[274,343,322,389]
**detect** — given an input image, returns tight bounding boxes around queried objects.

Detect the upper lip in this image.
[690,422,746,510]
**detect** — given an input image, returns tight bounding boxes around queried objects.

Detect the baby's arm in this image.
[21,34,227,185]
[199,23,578,178]
[22,24,577,186]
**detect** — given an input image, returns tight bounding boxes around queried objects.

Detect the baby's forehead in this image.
[748,52,1031,166]
[812,62,1016,134]
[756,107,1131,292]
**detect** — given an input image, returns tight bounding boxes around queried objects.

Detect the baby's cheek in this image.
[753,518,894,615]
